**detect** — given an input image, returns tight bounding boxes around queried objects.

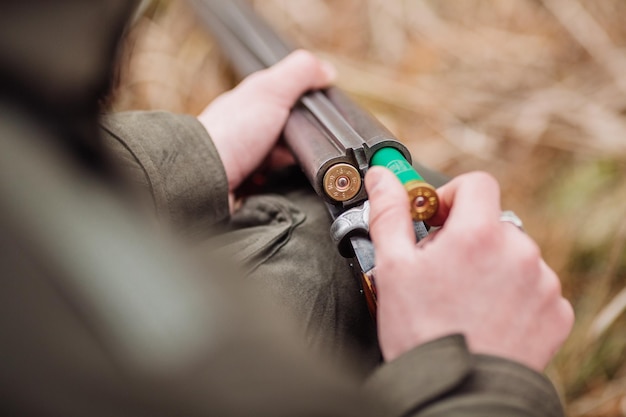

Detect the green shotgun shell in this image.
[370,147,439,221]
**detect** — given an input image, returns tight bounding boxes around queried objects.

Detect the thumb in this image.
[240,49,336,108]
[366,167,416,260]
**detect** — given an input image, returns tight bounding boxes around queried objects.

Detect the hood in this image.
[0,0,139,172]
[0,0,137,117]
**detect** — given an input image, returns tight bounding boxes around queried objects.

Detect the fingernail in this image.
[321,61,337,82]
[365,167,384,191]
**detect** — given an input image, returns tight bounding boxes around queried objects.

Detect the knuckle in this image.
[290,49,318,68]
[535,263,566,310]
[558,299,575,331]
[546,298,575,347]
[456,171,500,196]
[515,238,542,276]
[457,218,499,249]
[522,241,541,265]
[465,171,499,190]
[238,71,266,91]
[542,273,563,300]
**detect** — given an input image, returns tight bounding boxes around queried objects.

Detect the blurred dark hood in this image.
[0,0,139,170]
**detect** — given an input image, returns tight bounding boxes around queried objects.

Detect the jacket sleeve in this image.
[2,107,567,417]
[99,111,230,230]
[365,334,565,417]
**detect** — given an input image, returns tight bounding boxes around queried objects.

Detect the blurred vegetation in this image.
[110,1,626,415]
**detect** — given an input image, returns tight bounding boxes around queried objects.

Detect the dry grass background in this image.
[109,1,626,415]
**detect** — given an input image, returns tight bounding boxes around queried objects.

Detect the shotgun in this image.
[189,0,442,318]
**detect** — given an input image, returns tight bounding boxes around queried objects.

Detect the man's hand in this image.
[198,50,335,194]
[365,167,574,371]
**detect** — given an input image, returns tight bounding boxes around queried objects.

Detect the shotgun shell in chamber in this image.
[370,147,439,221]
[404,180,438,221]
[323,163,362,202]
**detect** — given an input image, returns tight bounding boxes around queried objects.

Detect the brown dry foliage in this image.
[109,1,626,415]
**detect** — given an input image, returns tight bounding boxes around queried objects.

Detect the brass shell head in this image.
[404,180,439,221]
[323,163,362,202]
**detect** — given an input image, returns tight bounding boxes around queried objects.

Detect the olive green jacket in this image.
[0,0,565,416]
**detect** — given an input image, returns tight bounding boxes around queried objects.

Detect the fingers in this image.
[365,167,416,260]
[198,50,335,193]
[539,260,575,335]
[557,298,575,343]
[529,260,574,370]
[428,171,502,232]
[239,50,336,109]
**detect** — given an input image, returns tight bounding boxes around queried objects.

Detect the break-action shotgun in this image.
[188,0,443,318]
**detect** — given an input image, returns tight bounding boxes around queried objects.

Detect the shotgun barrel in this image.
[189,0,438,211]
[189,0,441,317]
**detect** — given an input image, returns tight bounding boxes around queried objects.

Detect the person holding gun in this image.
[0,1,573,416]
